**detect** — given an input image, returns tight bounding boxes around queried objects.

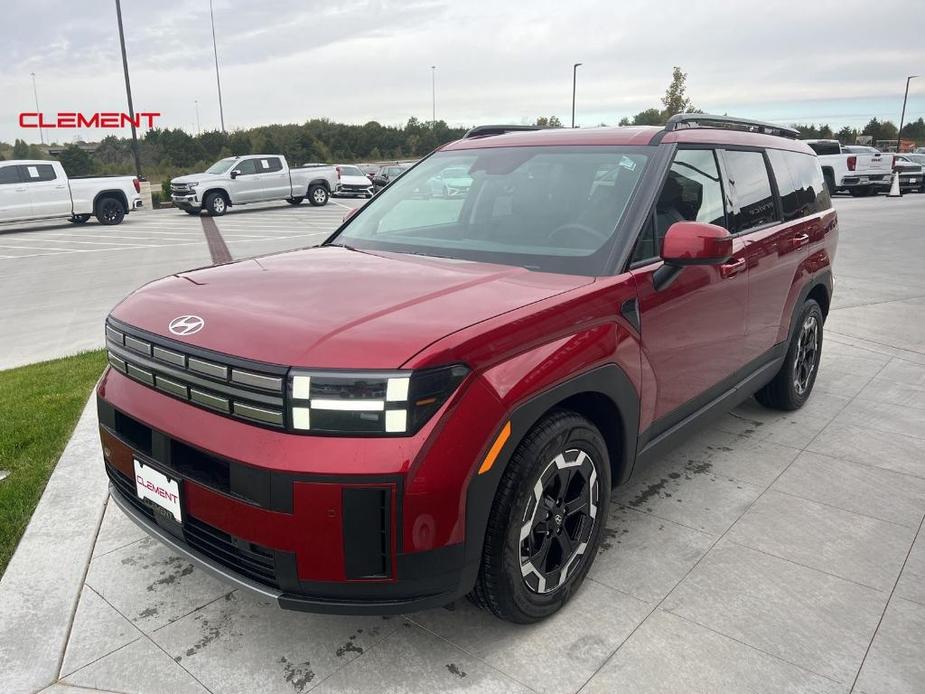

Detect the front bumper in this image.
[171,193,200,210]
[334,185,373,197]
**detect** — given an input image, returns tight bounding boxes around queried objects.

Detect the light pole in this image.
[115,0,142,179]
[571,62,582,128]
[431,65,436,128]
[30,72,44,145]
[897,75,918,153]
[195,99,201,135]
[210,0,226,132]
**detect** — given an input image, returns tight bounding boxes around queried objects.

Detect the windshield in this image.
[205,158,235,175]
[906,154,925,165]
[330,146,650,275]
[339,166,365,177]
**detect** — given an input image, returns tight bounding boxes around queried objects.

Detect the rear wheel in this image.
[68,214,91,224]
[204,192,227,216]
[469,410,610,623]
[849,186,872,197]
[823,171,836,196]
[286,197,304,206]
[755,299,823,411]
[95,197,125,225]
[308,185,329,206]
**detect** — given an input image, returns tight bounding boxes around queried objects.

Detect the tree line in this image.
[1,66,921,183]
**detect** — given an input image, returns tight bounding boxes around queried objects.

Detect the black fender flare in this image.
[787,269,832,345]
[459,363,639,588]
[92,189,129,213]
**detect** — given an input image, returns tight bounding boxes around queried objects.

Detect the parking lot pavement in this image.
[0,192,915,693]
[0,199,364,370]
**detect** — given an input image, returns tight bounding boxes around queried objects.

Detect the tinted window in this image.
[256,157,282,173]
[339,166,365,177]
[334,146,650,276]
[20,164,57,182]
[0,165,21,185]
[234,159,259,175]
[768,149,830,220]
[805,141,840,156]
[723,150,777,232]
[632,149,726,263]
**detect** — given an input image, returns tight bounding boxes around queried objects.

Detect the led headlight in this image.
[288,364,469,435]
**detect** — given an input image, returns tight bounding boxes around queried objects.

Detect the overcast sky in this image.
[2,0,924,143]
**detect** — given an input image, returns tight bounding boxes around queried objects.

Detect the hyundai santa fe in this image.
[98,114,837,623]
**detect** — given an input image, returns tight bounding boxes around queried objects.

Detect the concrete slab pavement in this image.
[2,194,925,692]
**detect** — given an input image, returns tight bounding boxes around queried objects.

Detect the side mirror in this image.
[230,170,240,179]
[654,221,733,291]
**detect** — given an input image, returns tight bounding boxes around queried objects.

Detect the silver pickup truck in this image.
[170,155,338,215]
[0,160,141,226]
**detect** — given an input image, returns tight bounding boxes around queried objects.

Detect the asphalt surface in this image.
[1,193,925,693]
[0,198,366,370]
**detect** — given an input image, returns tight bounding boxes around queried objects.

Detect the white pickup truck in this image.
[170,155,338,216]
[804,140,893,196]
[0,160,141,225]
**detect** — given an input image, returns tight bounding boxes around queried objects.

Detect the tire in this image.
[94,197,125,225]
[755,299,824,411]
[286,197,304,206]
[204,192,228,216]
[469,410,611,623]
[308,184,329,206]
[184,208,200,216]
[68,214,91,224]
[823,172,836,197]
[848,186,870,197]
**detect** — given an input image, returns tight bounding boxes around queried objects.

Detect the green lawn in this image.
[0,350,107,575]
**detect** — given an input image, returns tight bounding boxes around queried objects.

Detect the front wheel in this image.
[95,197,125,225]
[204,192,227,216]
[308,185,329,206]
[755,299,823,411]
[68,214,91,224]
[469,410,611,623]
[183,208,200,216]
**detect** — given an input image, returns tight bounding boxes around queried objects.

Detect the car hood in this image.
[340,175,372,186]
[171,173,224,185]
[110,246,592,368]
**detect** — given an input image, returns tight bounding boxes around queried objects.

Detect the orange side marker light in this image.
[478,421,511,475]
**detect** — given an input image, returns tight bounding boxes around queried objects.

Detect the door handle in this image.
[15,187,26,192]
[720,257,747,279]
[792,233,810,248]
[55,184,66,189]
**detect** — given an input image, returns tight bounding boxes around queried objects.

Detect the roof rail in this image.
[463,125,546,139]
[664,113,800,140]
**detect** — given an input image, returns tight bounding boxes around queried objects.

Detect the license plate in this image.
[134,459,182,523]
[910,178,918,183]
[858,177,869,183]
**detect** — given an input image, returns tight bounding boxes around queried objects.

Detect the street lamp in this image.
[30,72,44,145]
[897,75,918,153]
[431,65,436,129]
[195,99,201,135]
[114,0,142,179]
[210,0,226,132]
[571,63,582,128]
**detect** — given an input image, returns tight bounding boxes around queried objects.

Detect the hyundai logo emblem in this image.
[168,315,205,336]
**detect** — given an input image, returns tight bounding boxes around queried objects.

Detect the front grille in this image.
[170,184,193,194]
[185,517,278,588]
[106,320,288,429]
[107,463,280,589]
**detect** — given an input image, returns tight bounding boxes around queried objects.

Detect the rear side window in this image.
[806,141,840,156]
[258,157,283,172]
[723,150,777,233]
[19,164,57,182]
[0,165,21,184]
[632,148,726,263]
[768,149,831,220]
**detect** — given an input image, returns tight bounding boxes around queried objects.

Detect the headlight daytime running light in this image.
[287,364,468,436]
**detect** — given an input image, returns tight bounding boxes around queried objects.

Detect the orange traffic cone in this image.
[888,170,902,197]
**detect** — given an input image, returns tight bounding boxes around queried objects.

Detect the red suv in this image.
[98,115,837,623]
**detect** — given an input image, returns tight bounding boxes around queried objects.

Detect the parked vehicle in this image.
[99,114,836,623]
[892,154,925,192]
[0,160,141,225]
[428,165,473,197]
[334,165,374,198]
[170,156,336,215]
[371,163,411,191]
[804,139,893,196]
